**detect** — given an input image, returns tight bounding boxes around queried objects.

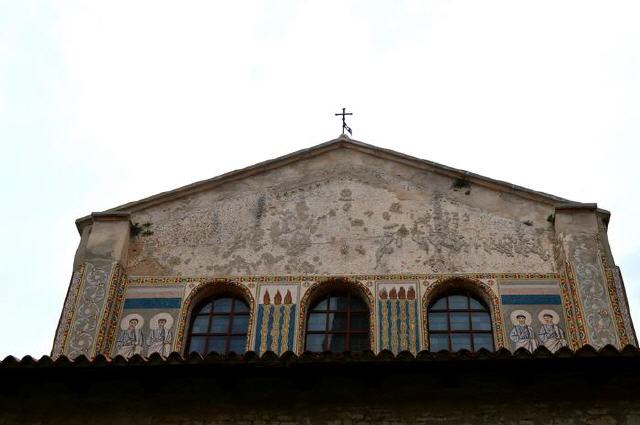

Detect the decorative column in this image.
[52,212,131,358]
[554,203,633,348]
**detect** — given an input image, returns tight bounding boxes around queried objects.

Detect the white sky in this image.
[1,1,639,358]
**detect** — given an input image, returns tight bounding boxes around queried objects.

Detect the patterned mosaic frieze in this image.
[91,270,634,357]
[127,273,562,285]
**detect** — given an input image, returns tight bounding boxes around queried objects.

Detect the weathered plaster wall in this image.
[127,149,558,276]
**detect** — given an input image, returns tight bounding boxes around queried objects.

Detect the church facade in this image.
[51,137,636,360]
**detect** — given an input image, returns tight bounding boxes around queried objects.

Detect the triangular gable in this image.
[75,135,601,233]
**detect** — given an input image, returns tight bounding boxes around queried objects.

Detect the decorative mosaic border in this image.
[614,266,637,346]
[52,265,85,357]
[93,263,121,355]
[66,263,113,358]
[558,261,586,349]
[99,265,128,355]
[600,252,629,347]
[420,276,505,350]
[296,278,375,355]
[128,273,562,285]
[174,281,256,353]
[122,273,576,355]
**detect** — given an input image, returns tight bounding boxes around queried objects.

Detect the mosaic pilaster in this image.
[51,265,85,358]
[613,266,637,346]
[98,264,128,355]
[571,241,619,348]
[559,261,588,349]
[599,251,631,347]
[377,283,419,353]
[66,262,116,358]
[254,286,298,354]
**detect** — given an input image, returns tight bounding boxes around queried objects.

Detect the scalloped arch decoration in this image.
[296,278,375,354]
[421,276,505,350]
[174,280,255,354]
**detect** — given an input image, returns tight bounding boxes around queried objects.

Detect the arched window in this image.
[305,290,370,352]
[428,293,494,351]
[186,296,250,355]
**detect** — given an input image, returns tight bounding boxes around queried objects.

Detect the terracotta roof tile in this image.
[2,345,639,369]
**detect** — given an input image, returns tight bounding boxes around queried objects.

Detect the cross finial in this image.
[334,107,353,136]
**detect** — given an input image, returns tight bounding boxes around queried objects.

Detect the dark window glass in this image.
[187,296,250,355]
[192,316,210,333]
[307,313,327,331]
[213,298,232,313]
[450,312,470,330]
[428,312,448,331]
[189,336,206,353]
[451,333,472,351]
[471,312,491,330]
[448,295,468,309]
[427,293,494,352]
[473,333,493,350]
[431,298,447,309]
[350,313,369,331]
[305,334,325,352]
[304,290,370,352]
[429,334,449,352]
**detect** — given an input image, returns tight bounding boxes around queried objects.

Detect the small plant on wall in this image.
[451,177,471,194]
[131,222,154,237]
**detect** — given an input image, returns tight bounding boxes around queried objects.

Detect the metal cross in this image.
[334,107,353,136]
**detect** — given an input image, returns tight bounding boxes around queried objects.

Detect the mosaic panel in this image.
[67,262,114,358]
[600,253,631,347]
[52,265,85,358]
[377,282,419,353]
[110,285,183,358]
[254,285,299,354]
[500,280,568,353]
[613,266,637,346]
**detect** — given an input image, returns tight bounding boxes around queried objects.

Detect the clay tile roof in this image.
[2,345,639,369]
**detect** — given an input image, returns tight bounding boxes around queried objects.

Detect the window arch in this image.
[427,293,494,351]
[305,290,370,352]
[186,295,250,355]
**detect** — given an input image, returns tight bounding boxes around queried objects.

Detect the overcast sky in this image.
[1,1,639,358]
